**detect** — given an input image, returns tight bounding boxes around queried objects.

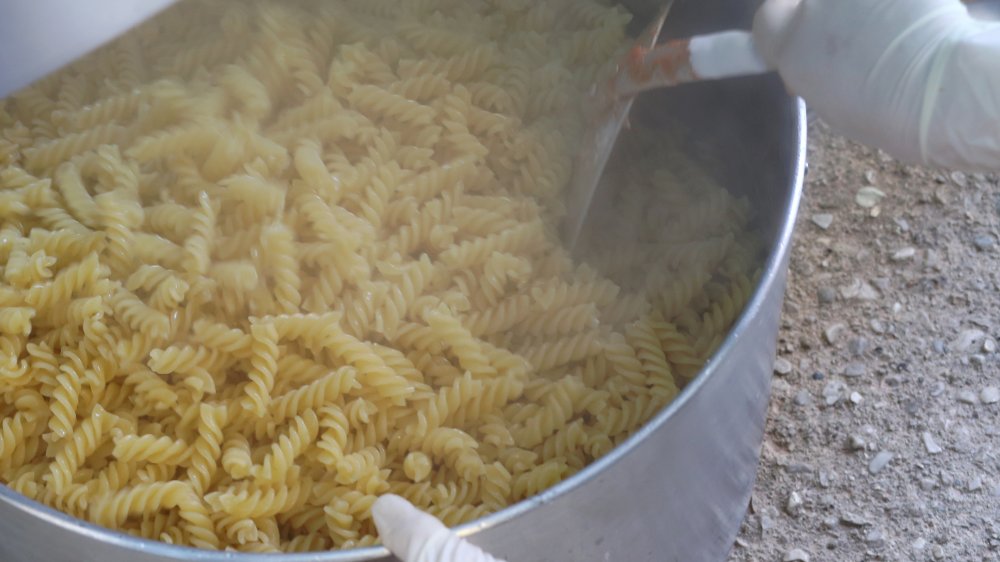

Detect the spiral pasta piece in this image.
[206,478,309,519]
[125,368,179,411]
[4,249,56,287]
[242,322,280,416]
[25,124,126,175]
[312,324,413,405]
[147,345,221,376]
[260,223,301,314]
[0,412,40,466]
[90,480,192,528]
[0,307,35,336]
[518,332,601,372]
[186,404,228,494]
[190,319,253,357]
[98,194,142,278]
[45,405,107,494]
[182,191,215,276]
[269,367,358,423]
[110,288,170,340]
[221,433,252,480]
[425,308,496,378]
[112,433,192,465]
[25,253,107,311]
[315,405,350,469]
[512,375,588,449]
[420,427,485,481]
[511,460,566,501]
[403,451,432,483]
[249,410,319,484]
[651,318,703,379]
[47,351,87,439]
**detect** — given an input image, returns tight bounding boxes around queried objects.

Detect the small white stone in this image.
[784,548,810,562]
[921,432,943,454]
[912,538,927,551]
[856,186,886,208]
[930,381,946,396]
[865,529,886,548]
[824,323,847,345]
[840,511,870,526]
[849,391,863,404]
[840,278,881,301]
[934,187,951,205]
[981,387,1000,404]
[786,491,804,514]
[869,451,894,474]
[891,247,916,261]
[823,381,847,406]
[842,363,866,377]
[811,213,834,230]
[773,357,793,376]
[840,279,861,299]
[952,329,987,353]
[957,390,979,404]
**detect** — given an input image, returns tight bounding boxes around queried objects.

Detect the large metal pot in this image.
[0,0,805,560]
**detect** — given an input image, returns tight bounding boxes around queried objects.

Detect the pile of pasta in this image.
[0,0,759,553]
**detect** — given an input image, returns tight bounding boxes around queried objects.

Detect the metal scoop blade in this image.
[561,3,772,251]
[561,1,673,251]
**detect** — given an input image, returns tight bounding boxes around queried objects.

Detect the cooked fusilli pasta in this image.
[0,0,762,552]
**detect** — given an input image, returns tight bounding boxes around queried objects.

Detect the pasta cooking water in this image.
[0,0,761,552]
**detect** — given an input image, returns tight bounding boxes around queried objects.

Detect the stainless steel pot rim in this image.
[0,102,807,562]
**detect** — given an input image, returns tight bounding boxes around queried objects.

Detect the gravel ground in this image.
[727,121,1000,562]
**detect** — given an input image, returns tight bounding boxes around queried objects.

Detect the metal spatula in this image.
[0,0,178,98]
[562,0,773,250]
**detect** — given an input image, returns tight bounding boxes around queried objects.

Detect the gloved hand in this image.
[752,0,1000,172]
[372,495,506,562]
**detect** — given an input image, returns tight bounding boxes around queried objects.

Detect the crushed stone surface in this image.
[727,122,1000,561]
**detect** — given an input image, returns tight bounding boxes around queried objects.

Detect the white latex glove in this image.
[372,495,506,562]
[753,0,1000,172]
